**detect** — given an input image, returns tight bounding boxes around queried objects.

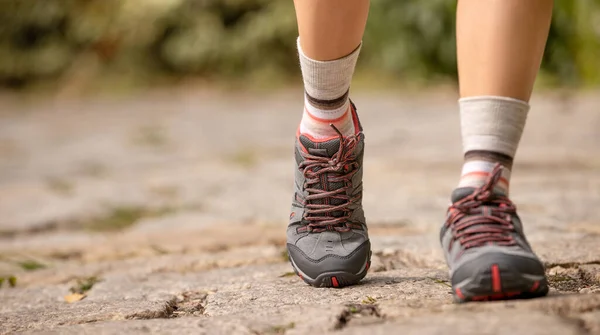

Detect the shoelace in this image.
[446,163,517,250]
[297,125,362,233]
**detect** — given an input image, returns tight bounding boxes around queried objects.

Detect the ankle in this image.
[458,96,529,196]
[300,101,355,139]
[458,152,512,195]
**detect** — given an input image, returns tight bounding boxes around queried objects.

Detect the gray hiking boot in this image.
[440,163,549,302]
[286,103,371,288]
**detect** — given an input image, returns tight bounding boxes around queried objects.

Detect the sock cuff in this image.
[459,95,530,157]
[458,95,529,107]
[297,37,361,101]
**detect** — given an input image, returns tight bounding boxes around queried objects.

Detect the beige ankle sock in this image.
[458,96,530,195]
[298,38,361,139]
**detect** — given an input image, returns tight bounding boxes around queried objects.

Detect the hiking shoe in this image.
[440,164,549,302]
[286,104,371,288]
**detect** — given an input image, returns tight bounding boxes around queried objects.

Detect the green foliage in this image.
[543,0,600,86]
[69,276,100,294]
[0,275,17,288]
[0,1,74,85]
[0,0,599,89]
[83,206,175,232]
[155,0,298,82]
[363,0,457,81]
[17,259,47,271]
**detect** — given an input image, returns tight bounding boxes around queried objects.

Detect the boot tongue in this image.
[298,134,345,219]
[299,135,340,158]
[451,186,507,203]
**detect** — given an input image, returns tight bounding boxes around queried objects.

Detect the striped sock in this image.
[459,151,513,195]
[300,95,355,139]
[297,38,361,139]
[458,96,530,195]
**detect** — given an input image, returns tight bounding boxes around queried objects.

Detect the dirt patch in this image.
[334,303,384,330]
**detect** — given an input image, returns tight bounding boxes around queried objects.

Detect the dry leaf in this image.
[64,293,86,303]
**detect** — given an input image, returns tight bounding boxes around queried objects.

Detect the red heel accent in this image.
[530,281,540,292]
[491,264,501,293]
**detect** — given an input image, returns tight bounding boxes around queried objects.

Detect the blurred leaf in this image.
[64,293,86,303]
[279,272,296,278]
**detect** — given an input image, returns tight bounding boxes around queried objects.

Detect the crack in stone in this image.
[171,291,209,317]
[125,298,177,320]
[547,267,599,293]
[545,261,600,269]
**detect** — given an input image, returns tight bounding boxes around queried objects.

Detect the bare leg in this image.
[294,0,370,61]
[457,0,553,101]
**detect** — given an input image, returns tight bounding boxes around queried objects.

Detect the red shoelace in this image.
[446,164,518,250]
[297,126,363,233]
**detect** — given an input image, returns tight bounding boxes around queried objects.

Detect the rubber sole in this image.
[452,263,549,303]
[288,251,371,288]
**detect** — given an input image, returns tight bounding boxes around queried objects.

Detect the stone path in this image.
[0,89,599,334]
